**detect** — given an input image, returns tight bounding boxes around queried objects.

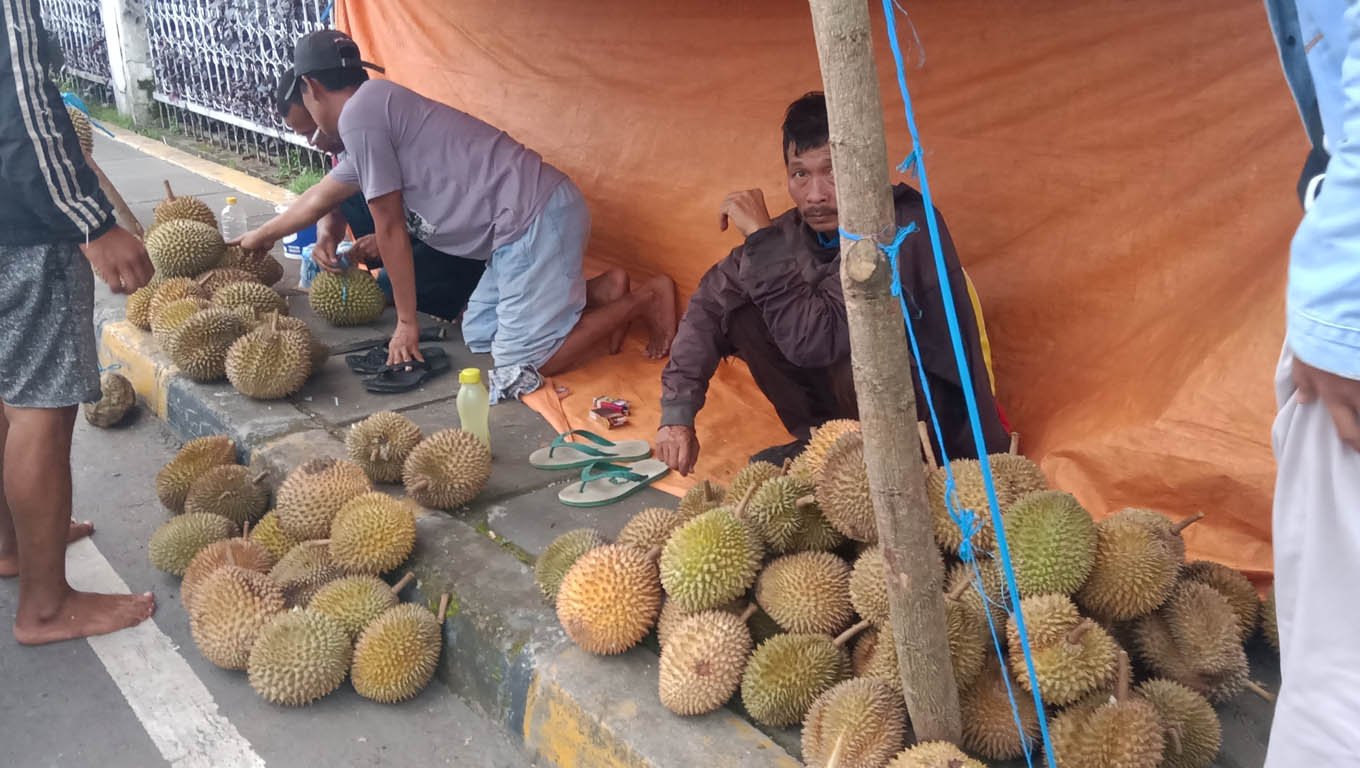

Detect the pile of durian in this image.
[121,186,387,401]
[536,420,1276,768]
[145,414,492,707]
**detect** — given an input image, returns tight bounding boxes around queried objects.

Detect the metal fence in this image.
[38,0,112,98]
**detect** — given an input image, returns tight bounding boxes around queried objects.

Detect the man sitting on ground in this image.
[656,92,1007,475]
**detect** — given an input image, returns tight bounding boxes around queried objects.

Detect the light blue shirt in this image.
[1268,0,1360,378]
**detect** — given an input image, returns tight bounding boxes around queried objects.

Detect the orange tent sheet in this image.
[336,0,1302,580]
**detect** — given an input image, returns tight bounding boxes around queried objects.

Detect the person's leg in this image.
[586,268,629,355]
[0,410,95,578]
[1264,346,1360,766]
[461,258,500,354]
[725,303,826,441]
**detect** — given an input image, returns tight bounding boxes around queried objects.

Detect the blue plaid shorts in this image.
[0,243,100,408]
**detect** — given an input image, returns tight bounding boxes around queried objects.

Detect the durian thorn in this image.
[390,572,416,594]
[643,546,663,564]
[162,180,175,200]
[437,593,451,624]
[1246,680,1277,703]
[733,483,759,520]
[1065,620,1094,646]
[738,603,759,623]
[1008,431,1021,455]
[795,494,817,511]
[1172,511,1206,534]
[824,731,847,768]
[1166,723,1184,756]
[917,421,937,467]
[946,577,971,602]
[1115,649,1132,702]
[834,619,872,648]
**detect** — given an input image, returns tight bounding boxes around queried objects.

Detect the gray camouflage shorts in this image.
[0,243,100,408]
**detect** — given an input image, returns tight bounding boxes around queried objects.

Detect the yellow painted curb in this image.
[523,672,649,768]
[99,321,175,419]
[104,125,295,206]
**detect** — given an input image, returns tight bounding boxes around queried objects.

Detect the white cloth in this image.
[1265,345,1360,767]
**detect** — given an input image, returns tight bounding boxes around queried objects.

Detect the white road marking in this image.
[64,538,266,768]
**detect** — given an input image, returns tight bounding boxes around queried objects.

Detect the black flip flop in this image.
[346,345,447,375]
[363,355,452,394]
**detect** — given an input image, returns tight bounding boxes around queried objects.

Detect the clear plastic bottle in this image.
[220,196,246,241]
[457,368,491,451]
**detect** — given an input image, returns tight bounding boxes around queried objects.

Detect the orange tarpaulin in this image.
[336,0,1301,579]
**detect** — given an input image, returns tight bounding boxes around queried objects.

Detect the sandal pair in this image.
[528,429,669,507]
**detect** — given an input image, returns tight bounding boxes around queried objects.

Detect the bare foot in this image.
[13,589,155,645]
[0,520,93,577]
[588,269,631,355]
[643,274,678,359]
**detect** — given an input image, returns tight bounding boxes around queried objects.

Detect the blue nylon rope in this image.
[833,3,1059,765]
[61,92,116,139]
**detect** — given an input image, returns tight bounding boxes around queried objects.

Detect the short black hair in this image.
[301,67,370,95]
[275,67,302,118]
[782,92,829,163]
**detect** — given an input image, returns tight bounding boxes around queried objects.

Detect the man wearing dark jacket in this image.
[657,93,1007,475]
[0,0,156,643]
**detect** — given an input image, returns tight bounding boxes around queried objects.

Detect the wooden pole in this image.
[807,0,962,742]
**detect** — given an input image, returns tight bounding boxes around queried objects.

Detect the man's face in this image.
[300,77,343,138]
[786,143,837,233]
[284,103,343,154]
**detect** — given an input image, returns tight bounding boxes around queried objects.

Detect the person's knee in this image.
[2,405,78,434]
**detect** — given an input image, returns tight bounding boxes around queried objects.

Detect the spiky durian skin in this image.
[961,657,1039,761]
[678,480,726,520]
[247,609,352,706]
[188,566,285,670]
[748,475,813,551]
[1075,508,1181,622]
[225,324,312,399]
[183,464,268,525]
[659,508,763,612]
[196,267,261,297]
[727,461,782,504]
[1050,696,1164,768]
[148,513,239,577]
[816,430,878,543]
[1136,679,1222,768]
[990,452,1048,500]
[125,283,158,330]
[220,246,285,287]
[214,281,287,319]
[148,276,209,318]
[1261,586,1279,653]
[615,507,683,554]
[1180,560,1261,641]
[756,551,853,635]
[555,545,662,655]
[308,575,401,640]
[67,106,94,154]
[270,541,346,607]
[168,308,250,382]
[346,412,423,484]
[181,537,277,612]
[328,492,417,575]
[309,269,386,326]
[740,633,849,727]
[851,625,900,692]
[1130,581,1249,704]
[658,610,753,716]
[1003,490,1096,597]
[250,510,300,562]
[145,219,225,277]
[947,558,1010,629]
[1004,595,1117,707]
[789,419,860,483]
[801,678,908,768]
[351,603,443,703]
[534,528,607,601]
[887,741,987,768]
[928,459,998,555]
[783,500,847,553]
[152,297,212,355]
[84,371,135,428]
[274,458,372,541]
[154,195,217,229]
[850,545,890,626]
[401,429,492,511]
[156,435,237,513]
[948,595,989,691]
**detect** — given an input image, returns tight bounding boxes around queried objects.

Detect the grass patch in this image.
[286,169,325,195]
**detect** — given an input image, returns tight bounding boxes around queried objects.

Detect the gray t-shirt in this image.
[338,80,567,258]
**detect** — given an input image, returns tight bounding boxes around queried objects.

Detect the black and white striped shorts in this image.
[0,243,100,408]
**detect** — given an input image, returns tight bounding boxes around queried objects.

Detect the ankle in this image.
[17,583,73,623]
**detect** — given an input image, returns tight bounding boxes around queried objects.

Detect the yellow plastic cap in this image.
[225,196,238,205]
[459,368,482,385]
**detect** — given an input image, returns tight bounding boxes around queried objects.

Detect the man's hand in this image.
[719,189,773,237]
[387,319,425,367]
[349,235,379,266]
[80,226,153,294]
[235,229,276,252]
[310,234,345,273]
[1294,358,1360,451]
[656,424,700,476]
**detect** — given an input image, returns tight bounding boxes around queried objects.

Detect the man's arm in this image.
[368,190,423,366]
[738,232,850,369]
[237,174,357,249]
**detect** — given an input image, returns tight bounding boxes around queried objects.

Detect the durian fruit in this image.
[183,464,269,525]
[748,475,815,552]
[125,282,159,330]
[728,461,782,504]
[946,581,991,691]
[152,297,213,354]
[351,597,447,703]
[928,459,1001,555]
[149,276,209,315]
[678,479,725,520]
[784,499,848,553]
[850,545,889,626]
[146,219,225,277]
[153,182,217,229]
[196,267,262,296]
[534,528,607,601]
[1002,490,1097,597]
[740,620,867,727]
[1129,580,1249,704]
[757,551,853,635]
[1005,594,1118,706]
[347,412,423,484]
[271,540,346,607]
[214,281,288,319]
[250,510,300,562]
[309,269,386,326]
[309,572,413,640]
[989,452,1048,502]
[220,246,285,287]
[188,565,286,669]
[887,741,986,768]
[815,430,878,544]
[658,605,755,716]
[851,625,900,692]
[328,492,417,575]
[261,314,328,371]
[801,678,908,768]
[225,316,313,399]
[67,105,94,155]
[247,608,352,706]
[148,513,239,577]
[616,507,684,554]
[168,308,251,382]
[947,558,1009,629]
[1136,678,1222,768]
[84,372,135,428]
[1121,508,1202,564]
[155,435,237,513]
[789,419,861,483]
[1050,653,1164,768]
[1180,560,1261,641]
[275,458,372,541]
[1261,586,1279,653]
[961,656,1038,761]
[181,532,277,612]
[555,544,662,655]
[660,504,764,612]
[1075,508,1184,622]
[402,429,492,511]
[655,596,744,647]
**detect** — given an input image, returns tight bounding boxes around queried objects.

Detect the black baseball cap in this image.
[292,29,385,79]
[275,67,301,116]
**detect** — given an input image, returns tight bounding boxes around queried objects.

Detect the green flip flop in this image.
[557,459,671,508]
[529,429,653,470]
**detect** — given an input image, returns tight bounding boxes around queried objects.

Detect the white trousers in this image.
[1265,346,1360,767]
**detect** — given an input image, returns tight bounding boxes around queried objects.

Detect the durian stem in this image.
[409,478,430,493]
[240,520,252,539]
[1246,680,1277,703]
[733,483,759,520]
[795,494,818,511]
[834,619,872,648]
[224,544,237,567]
[390,572,416,594]
[162,180,175,200]
[917,421,937,468]
[643,546,663,564]
[701,480,718,504]
[1167,724,1184,756]
[1008,432,1021,455]
[1171,511,1206,534]
[825,731,847,768]
[780,457,793,476]
[437,593,450,624]
[1065,620,1093,646]
[739,603,759,623]
[945,578,971,603]
[1114,649,1132,702]
[252,471,269,485]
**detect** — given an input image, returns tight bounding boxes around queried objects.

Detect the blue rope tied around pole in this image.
[833,3,1059,765]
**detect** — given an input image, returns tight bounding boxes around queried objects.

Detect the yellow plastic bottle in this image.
[457,368,490,451]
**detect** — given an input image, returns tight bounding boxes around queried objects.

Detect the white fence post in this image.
[100,0,153,124]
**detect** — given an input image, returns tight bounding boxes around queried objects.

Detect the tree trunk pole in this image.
[807,0,962,743]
